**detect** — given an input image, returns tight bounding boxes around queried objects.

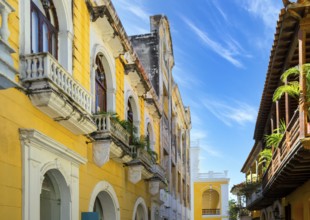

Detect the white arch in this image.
[91,44,116,112]
[125,89,141,134]
[132,197,148,220]
[89,181,120,220]
[40,160,70,189]
[41,168,71,220]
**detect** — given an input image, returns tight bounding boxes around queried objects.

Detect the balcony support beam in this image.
[298,27,307,138]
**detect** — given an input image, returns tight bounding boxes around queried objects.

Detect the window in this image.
[95,55,107,113]
[127,99,133,123]
[31,0,58,57]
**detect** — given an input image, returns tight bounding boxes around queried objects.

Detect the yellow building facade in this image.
[0,0,191,220]
[190,147,229,220]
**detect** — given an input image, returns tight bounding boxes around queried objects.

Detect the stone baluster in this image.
[0,0,14,44]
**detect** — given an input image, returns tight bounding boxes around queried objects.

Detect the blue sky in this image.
[112,0,283,192]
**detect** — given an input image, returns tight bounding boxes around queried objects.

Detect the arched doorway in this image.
[40,169,70,220]
[93,191,117,220]
[89,181,120,220]
[132,197,148,220]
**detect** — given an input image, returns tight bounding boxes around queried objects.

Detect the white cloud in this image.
[211,0,229,23]
[239,0,282,29]
[201,144,222,158]
[173,65,201,89]
[202,98,257,126]
[191,128,207,141]
[182,17,244,68]
[111,0,150,35]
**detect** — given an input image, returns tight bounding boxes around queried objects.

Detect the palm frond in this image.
[264,119,286,149]
[273,81,300,102]
[280,66,299,82]
[258,149,272,164]
[264,133,283,148]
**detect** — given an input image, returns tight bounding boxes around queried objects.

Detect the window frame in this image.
[31,0,58,58]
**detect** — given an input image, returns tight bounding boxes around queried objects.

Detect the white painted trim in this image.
[145,115,155,150]
[90,43,116,113]
[88,181,120,220]
[125,88,141,135]
[19,129,87,165]
[132,197,148,220]
[19,129,86,220]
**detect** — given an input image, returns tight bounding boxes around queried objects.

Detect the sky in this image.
[111,0,283,194]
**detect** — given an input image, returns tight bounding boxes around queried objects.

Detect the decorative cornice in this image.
[19,129,87,165]
[86,0,107,22]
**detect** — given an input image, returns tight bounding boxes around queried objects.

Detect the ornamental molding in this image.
[19,129,87,165]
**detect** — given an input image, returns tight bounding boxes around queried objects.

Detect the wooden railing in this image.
[202,209,220,215]
[93,114,130,146]
[21,53,92,113]
[263,110,300,186]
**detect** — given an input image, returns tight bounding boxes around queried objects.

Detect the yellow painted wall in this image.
[7,0,19,70]
[283,180,310,220]
[1,1,163,219]
[73,0,91,91]
[193,181,228,220]
[115,58,125,119]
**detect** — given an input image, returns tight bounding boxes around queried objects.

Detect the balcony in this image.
[202,209,220,215]
[262,111,310,198]
[20,53,96,135]
[91,114,133,167]
[148,164,166,195]
[126,147,163,184]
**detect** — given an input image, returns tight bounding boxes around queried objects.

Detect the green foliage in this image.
[273,82,300,102]
[273,64,310,102]
[228,199,250,220]
[228,199,239,220]
[258,148,272,172]
[264,119,286,149]
[238,181,261,196]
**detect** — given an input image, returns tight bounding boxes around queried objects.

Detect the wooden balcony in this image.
[262,111,310,198]
[20,53,96,135]
[245,184,273,210]
[91,114,133,167]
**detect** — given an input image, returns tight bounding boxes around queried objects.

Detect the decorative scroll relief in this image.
[93,140,111,167]
[128,165,143,184]
[149,181,160,195]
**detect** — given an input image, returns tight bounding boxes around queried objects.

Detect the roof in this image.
[253,3,309,140]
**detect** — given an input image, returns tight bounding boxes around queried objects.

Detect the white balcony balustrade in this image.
[92,114,133,167]
[21,53,92,112]
[0,0,19,89]
[20,53,96,135]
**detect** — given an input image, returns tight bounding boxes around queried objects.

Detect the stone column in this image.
[221,183,229,220]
